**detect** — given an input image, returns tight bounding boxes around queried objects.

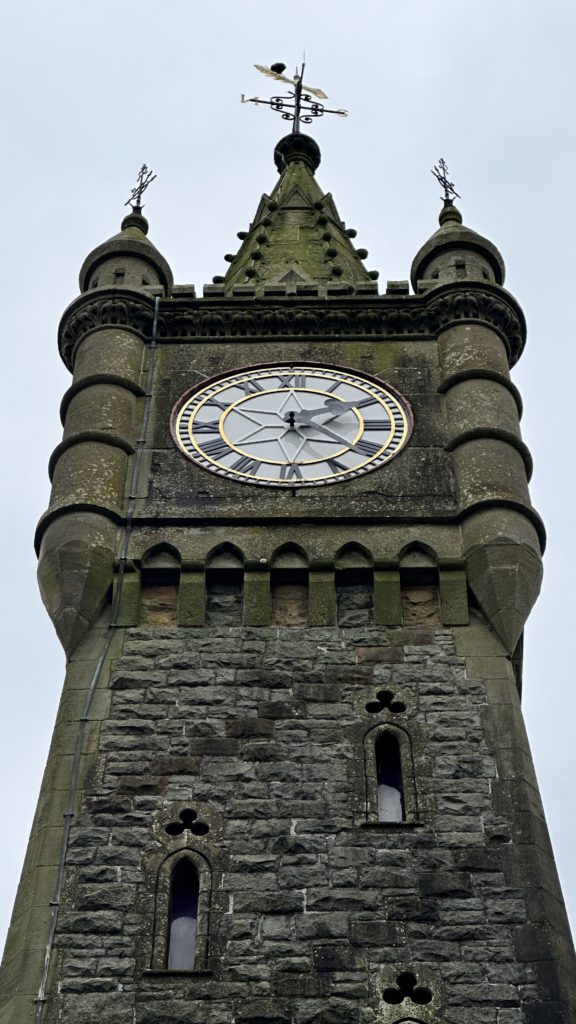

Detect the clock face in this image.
[171,363,413,488]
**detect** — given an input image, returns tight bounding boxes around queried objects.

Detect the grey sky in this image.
[1,0,574,952]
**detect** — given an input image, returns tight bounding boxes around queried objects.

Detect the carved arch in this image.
[270,542,309,568]
[389,1018,444,1024]
[205,542,244,568]
[335,541,373,568]
[398,541,438,568]
[141,542,182,569]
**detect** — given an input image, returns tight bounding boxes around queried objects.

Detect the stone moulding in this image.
[438,367,524,417]
[59,373,146,422]
[48,431,135,482]
[58,283,526,370]
[445,426,534,480]
[58,290,157,368]
[33,494,547,558]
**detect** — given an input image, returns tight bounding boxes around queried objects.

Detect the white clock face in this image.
[171,363,413,488]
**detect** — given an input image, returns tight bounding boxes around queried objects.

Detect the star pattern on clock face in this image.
[171,363,413,488]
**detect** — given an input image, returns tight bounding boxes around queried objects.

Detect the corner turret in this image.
[411,200,505,291]
[37,207,172,653]
[79,209,173,295]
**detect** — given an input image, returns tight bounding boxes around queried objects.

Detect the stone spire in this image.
[221,133,376,295]
[411,199,505,291]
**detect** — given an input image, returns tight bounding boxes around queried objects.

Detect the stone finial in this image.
[274,133,321,174]
[120,210,150,235]
[438,201,463,227]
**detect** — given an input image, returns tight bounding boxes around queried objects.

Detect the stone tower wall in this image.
[2,170,575,1022]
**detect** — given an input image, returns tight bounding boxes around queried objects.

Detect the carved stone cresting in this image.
[58,285,525,371]
[59,292,156,368]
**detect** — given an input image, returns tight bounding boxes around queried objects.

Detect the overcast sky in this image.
[1,0,574,953]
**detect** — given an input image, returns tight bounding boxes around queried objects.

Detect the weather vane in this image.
[125,164,157,211]
[431,158,461,203]
[241,61,347,133]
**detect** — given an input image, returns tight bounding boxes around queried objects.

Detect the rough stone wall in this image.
[45,619,556,1024]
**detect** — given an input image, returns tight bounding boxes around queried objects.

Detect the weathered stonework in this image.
[26,617,571,1024]
[2,131,575,1024]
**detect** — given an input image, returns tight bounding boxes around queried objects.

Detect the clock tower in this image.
[1,128,575,1024]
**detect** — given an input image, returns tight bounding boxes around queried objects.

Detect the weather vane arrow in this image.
[241,61,347,132]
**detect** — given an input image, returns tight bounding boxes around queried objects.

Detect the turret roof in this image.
[411,201,506,289]
[79,209,173,294]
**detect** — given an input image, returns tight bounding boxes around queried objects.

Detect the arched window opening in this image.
[206,570,243,625]
[204,569,242,622]
[141,548,181,626]
[399,545,440,626]
[271,569,308,625]
[376,732,404,822]
[167,859,199,970]
[335,544,373,626]
[205,545,244,625]
[271,546,308,626]
[336,568,373,626]
[364,724,418,826]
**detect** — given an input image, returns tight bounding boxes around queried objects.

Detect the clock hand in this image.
[293,420,352,447]
[287,399,358,423]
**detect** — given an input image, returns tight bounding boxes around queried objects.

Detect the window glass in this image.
[376,732,404,822]
[167,859,199,970]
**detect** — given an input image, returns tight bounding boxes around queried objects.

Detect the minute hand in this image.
[291,400,358,422]
[293,419,356,448]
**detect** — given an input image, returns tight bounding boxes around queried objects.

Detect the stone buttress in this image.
[1,133,574,1024]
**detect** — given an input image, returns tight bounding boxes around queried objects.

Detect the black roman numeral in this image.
[232,456,261,474]
[205,395,229,411]
[280,463,303,480]
[355,439,381,456]
[194,420,220,433]
[327,458,347,473]
[201,438,230,459]
[238,378,265,394]
[277,371,307,388]
[363,419,390,430]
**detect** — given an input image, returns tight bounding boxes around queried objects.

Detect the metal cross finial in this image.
[125,164,157,211]
[241,61,347,132]
[431,158,461,202]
